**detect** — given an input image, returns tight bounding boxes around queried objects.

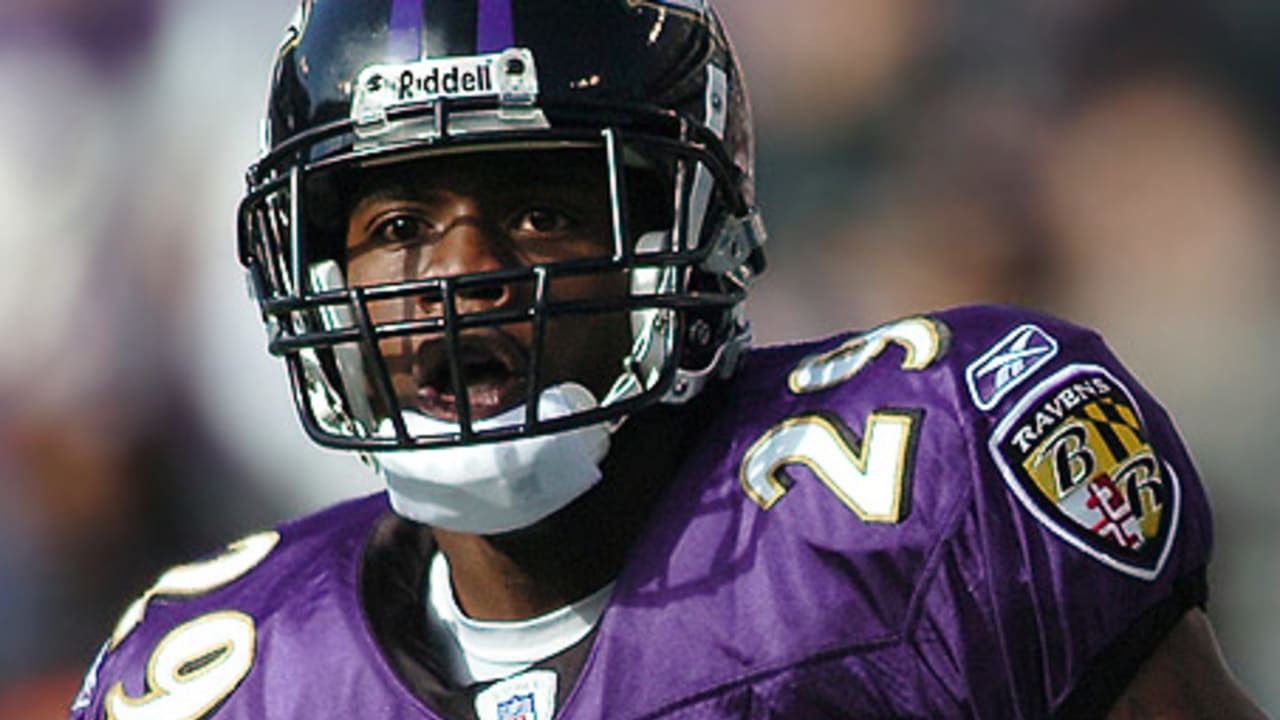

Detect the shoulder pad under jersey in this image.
[69,494,405,720]
[588,304,1211,716]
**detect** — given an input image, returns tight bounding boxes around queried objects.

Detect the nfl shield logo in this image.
[475,670,557,720]
[497,693,536,720]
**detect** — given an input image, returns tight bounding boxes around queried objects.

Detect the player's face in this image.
[343,149,631,422]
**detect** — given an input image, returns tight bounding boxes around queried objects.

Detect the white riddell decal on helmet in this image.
[351,48,539,133]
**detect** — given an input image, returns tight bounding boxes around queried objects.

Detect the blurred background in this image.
[0,0,1275,716]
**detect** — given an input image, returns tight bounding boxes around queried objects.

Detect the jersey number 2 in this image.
[739,316,944,522]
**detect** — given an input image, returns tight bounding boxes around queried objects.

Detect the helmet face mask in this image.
[239,0,765,452]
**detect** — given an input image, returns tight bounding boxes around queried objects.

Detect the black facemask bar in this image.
[239,99,758,451]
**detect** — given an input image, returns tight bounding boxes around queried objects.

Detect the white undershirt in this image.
[425,551,614,685]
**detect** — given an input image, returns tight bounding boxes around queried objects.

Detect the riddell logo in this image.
[364,62,494,100]
[350,49,540,133]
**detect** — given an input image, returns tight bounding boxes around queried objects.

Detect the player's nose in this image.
[418,205,520,315]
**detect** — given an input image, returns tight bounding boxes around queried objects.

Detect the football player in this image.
[72,0,1267,718]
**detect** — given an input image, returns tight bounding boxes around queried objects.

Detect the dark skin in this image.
[344,150,1267,717]
[432,397,702,619]
[344,149,632,422]
[345,148,675,619]
[1103,609,1267,719]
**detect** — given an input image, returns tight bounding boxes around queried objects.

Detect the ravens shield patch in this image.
[988,364,1181,580]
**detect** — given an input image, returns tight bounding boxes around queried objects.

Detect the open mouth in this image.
[411,331,529,421]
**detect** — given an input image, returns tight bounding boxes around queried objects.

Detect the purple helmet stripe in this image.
[475,0,514,53]
[388,0,424,59]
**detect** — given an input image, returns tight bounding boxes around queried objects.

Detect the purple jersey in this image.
[70,306,1212,719]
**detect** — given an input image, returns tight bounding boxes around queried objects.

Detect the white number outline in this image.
[97,532,280,719]
[739,409,922,522]
[105,610,256,720]
[742,316,947,521]
[111,532,279,649]
[789,316,947,394]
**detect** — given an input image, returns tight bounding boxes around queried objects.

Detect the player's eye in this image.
[511,206,574,237]
[370,214,434,246]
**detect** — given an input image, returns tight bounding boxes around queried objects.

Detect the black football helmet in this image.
[238,0,765,451]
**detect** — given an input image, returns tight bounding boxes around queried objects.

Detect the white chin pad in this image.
[373,382,612,534]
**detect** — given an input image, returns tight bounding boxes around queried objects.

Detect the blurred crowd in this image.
[1,0,1276,716]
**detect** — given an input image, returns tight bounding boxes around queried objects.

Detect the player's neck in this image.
[431,401,702,620]
[431,524,621,620]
